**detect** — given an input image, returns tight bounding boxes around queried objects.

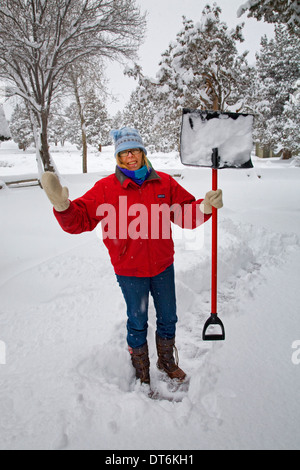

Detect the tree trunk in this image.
[262,145,270,158]
[213,94,219,111]
[40,110,55,172]
[73,81,88,173]
[29,108,54,178]
[81,122,88,173]
[282,149,292,160]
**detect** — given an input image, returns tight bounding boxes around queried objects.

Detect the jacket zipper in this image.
[139,185,152,274]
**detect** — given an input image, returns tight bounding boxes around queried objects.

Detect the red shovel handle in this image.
[211,168,218,314]
[202,151,225,341]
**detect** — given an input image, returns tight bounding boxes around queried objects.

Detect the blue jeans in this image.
[116,264,178,349]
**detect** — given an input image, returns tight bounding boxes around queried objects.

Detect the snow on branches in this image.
[237,0,300,34]
[0,0,146,173]
[123,4,254,152]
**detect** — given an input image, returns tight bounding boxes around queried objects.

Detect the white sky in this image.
[106,0,275,115]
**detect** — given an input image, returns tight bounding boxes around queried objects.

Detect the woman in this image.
[41,127,223,386]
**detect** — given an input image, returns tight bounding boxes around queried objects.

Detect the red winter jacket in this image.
[54,167,211,277]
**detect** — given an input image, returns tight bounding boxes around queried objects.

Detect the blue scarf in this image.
[118,165,152,186]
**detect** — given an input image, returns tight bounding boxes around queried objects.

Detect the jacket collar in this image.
[115,165,161,188]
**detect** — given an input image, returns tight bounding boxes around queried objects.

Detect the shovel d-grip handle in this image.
[202,149,225,341]
[202,314,225,341]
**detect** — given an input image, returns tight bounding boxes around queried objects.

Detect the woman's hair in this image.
[116,150,150,170]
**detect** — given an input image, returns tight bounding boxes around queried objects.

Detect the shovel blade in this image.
[202,314,225,341]
[180,109,254,169]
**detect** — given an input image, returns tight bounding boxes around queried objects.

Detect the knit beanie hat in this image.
[110,127,147,157]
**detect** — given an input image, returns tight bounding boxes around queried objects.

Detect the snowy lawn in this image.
[0,142,300,450]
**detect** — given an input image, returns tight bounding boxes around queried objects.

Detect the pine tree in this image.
[156,5,253,113]
[125,4,254,152]
[64,102,82,149]
[48,114,69,147]
[84,89,111,150]
[111,111,124,133]
[237,0,300,34]
[9,103,33,150]
[48,102,69,147]
[252,25,300,158]
[123,87,158,150]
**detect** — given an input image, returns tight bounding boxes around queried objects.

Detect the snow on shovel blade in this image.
[180,109,254,168]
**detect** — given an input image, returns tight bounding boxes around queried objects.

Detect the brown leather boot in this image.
[128,342,150,384]
[156,333,186,382]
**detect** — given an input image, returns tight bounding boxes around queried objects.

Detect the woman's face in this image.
[118,148,143,171]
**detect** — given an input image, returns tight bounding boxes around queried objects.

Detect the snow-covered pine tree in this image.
[84,89,111,150]
[9,104,33,150]
[123,87,158,151]
[237,0,300,34]
[122,88,151,146]
[252,25,300,158]
[126,4,254,151]
[110,111,124,134]
[123,71,180,153]
[64,103,82,149]
[280,88,300,158]
[48,113,69,148]
[47,101,70,147]
[157,5,253,113]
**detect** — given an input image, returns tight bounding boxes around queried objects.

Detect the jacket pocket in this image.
[118,240,128,260]
[103,238,128,265]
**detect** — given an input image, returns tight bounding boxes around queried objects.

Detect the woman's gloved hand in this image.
[200,189,223,214]
[41,172,70,212]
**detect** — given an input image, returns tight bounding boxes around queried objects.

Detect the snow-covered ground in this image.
[0,141,300,450]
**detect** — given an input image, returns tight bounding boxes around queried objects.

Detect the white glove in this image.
[41,172,70,212]
[200,189,223,214]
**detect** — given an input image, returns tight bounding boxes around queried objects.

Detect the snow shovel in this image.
[180,109,254,341]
